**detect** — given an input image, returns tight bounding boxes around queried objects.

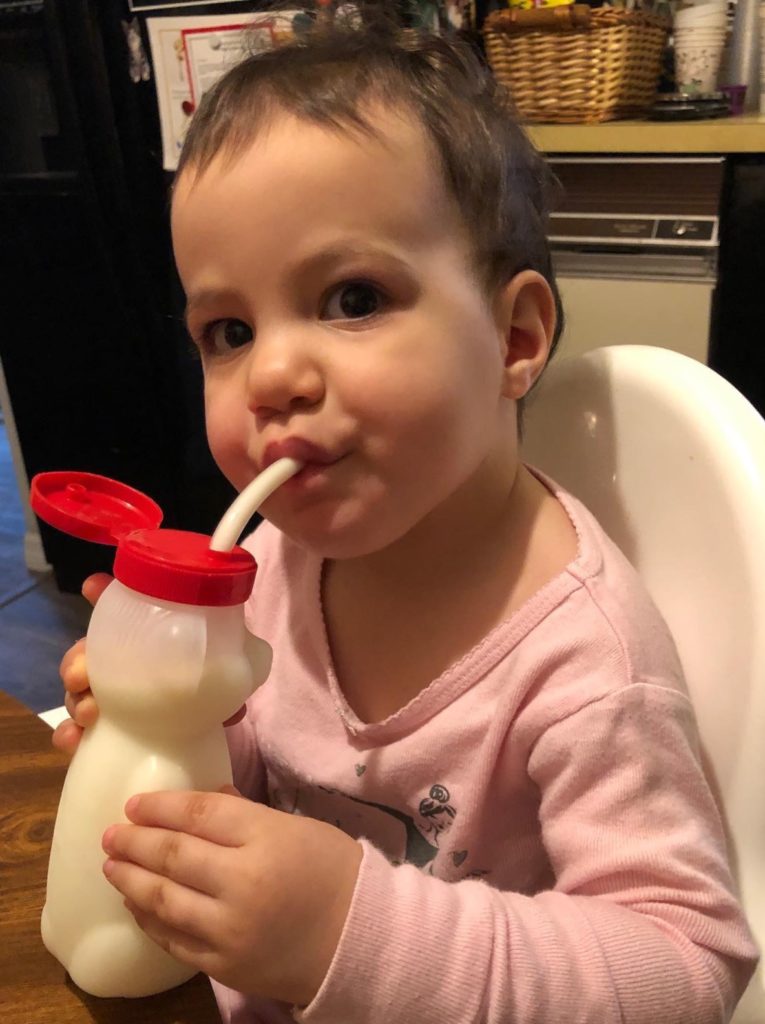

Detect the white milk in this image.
[41,580,272,997]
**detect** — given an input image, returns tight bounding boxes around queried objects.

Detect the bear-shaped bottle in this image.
[30,470,281,998]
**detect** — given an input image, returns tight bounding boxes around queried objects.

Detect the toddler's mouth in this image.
[262,438,341,471]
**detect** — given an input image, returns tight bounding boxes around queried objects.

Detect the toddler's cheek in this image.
[205,418,254,489]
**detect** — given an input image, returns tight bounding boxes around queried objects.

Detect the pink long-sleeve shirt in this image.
[214,474,757,1024]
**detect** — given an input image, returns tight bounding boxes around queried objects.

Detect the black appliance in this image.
[0,0,255,591]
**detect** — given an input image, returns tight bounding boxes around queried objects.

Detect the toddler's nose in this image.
[244,331,324,418]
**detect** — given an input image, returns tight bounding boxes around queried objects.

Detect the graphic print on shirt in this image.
[268,762,480,874]
[320,782,456,868]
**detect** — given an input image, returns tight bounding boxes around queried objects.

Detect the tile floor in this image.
[0,424,89,713]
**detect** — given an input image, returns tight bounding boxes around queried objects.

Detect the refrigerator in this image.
[0,0,257,591]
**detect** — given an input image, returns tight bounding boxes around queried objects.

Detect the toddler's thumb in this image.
[82,572,113,607]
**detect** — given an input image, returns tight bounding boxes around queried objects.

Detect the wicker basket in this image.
[483,5,670,124]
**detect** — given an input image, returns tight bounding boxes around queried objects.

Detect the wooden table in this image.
[0,690,221,1023]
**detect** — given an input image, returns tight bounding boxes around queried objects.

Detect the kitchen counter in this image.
[526,113,765,153]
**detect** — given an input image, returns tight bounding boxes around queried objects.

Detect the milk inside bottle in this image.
[30,460,300,998]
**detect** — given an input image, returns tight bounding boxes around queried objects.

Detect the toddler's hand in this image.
[51,572,247,757]
[101,787,363,1006]
[52,573,113,757]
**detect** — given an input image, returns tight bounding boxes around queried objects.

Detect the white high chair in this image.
[522,344,765,1024]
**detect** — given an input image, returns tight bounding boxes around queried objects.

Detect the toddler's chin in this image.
[271,512,413,562]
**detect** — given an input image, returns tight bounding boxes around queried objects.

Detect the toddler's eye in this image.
[202,318,253,355]
[322,282,384,321]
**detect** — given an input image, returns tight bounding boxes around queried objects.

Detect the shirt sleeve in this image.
[295,684,758,1024]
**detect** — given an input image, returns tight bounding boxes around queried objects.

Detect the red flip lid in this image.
[30,471,256,607]
[30,470,163,543]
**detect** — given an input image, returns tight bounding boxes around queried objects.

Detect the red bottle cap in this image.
[30,470,163,542]
[30,471,256,607]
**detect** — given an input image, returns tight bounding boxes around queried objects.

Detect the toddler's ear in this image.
[495,270,557,400]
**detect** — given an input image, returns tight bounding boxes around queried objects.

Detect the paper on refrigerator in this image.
[147,13,298,171]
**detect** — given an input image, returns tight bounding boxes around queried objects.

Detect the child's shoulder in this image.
[536,474,687,708]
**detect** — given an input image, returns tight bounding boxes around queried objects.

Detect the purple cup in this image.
[721,84,748,114]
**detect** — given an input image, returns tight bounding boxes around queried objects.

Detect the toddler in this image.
[56,13,757,1024]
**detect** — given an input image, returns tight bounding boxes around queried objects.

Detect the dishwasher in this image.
[548,157,725,364]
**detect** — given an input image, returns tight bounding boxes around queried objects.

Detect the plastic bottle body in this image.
[41,580,271,997]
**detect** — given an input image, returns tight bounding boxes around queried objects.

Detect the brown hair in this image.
[176,11,563,356]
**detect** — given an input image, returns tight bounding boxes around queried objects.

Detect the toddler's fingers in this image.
[65,690,99,729]
[51,717,84,757]
[60,575,111,689]
[59,575,110,689]
[82,572,113,607]
[60,643,89,695]
[59,636,86,676]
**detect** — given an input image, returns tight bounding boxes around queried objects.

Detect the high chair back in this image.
[522,345,765,1024]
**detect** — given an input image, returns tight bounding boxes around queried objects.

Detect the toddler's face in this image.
[172,107,519,557]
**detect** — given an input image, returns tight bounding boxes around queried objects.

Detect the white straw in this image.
[209,458,302,551]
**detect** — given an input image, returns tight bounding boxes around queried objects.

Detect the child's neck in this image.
[346,456,525,591]
[322,461,577,723]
